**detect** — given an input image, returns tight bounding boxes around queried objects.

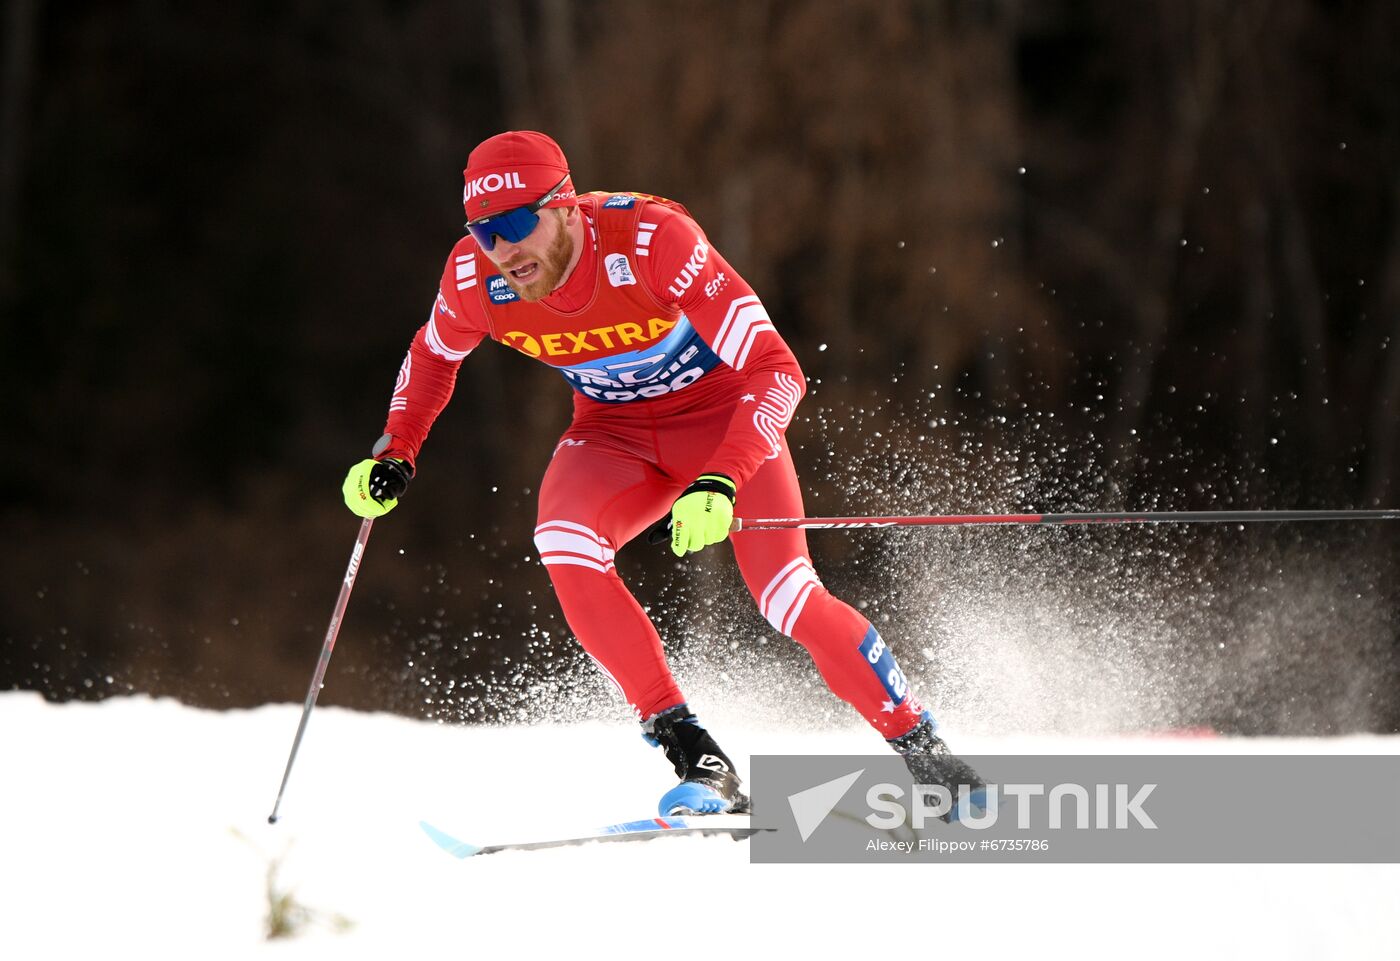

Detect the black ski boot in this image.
[889,712,986,823]
[643,704,750,815]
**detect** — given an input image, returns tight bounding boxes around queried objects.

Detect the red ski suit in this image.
[379,192,924,738]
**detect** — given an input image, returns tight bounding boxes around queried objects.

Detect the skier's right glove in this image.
[667,473,736,557]
[342,458,413,518]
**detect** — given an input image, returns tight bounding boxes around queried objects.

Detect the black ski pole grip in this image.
[645,516,672,546]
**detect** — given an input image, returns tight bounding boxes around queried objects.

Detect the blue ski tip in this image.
[419,820,483,858]
[660,782,734,816]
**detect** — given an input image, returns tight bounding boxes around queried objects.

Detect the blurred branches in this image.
[2,0,1399,726]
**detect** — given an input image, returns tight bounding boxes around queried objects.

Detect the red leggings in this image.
[533,396,926,739]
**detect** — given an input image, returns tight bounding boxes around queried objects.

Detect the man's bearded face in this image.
[488,209,574,302]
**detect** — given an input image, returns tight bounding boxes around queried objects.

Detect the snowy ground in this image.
[3,692,1397,958]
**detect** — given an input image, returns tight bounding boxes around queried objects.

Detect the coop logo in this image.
[487,275,519,304]
[666,240,710,298]
[605,253,637,287]
[786,769,1158,842]
[464,171,528,205]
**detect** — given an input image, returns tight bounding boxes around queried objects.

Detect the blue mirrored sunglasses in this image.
[466,174,571,252]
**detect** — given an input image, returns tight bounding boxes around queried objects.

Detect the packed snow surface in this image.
[3,692,1396,958]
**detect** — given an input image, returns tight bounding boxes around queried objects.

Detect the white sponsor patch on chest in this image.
[605,253,638,287]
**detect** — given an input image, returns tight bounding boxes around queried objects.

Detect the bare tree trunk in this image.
[1108,0,1226,474]
[1238,19,1335,465]
[0,0,41,304]
[980,0,1026,407]
[716,0,771,275]
[1362,170,1400,504]
[1272,169,1333,458]
[540,0,593,179]
[823,147,866,355]
[492,1,536,129]
[1239,197,1275,456]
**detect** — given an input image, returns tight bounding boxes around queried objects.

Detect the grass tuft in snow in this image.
[230,829,354,940]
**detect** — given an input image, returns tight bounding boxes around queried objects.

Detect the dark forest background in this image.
[3,0,1399,733]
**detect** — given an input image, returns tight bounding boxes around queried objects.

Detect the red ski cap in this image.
[462,131,576,221]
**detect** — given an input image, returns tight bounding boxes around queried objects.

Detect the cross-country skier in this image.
[343,131,983,817]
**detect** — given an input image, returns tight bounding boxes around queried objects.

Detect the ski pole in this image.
[267,517,374,824]
[728,509,1400,532]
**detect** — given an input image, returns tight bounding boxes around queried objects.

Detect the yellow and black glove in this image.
[666,473,736,557]
[342,458,413,518]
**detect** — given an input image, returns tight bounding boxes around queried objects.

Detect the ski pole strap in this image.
[729,509,1400,532]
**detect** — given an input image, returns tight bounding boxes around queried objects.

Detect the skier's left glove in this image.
[667,473,736,557]
[342,457,413,518]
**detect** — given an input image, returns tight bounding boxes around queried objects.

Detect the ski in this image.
[419,813,769,858]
